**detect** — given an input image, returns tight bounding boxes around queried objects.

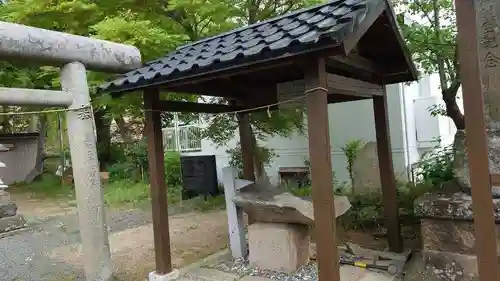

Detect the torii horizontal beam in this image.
[0,21,141,73]
[0,87,73,107]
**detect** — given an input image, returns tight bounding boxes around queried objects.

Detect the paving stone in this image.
[239,276,273,281]
[184,267,239,281]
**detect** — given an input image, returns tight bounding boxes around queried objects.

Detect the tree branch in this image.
[412,0,435,26]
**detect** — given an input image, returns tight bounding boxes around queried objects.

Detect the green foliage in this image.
[0,0,325,167]
[164,151,183,188]
[341,139,364,190]
[395,0,457,78]
[10,173,74,198]
[394,0,463,128]
[289,181,436,230]
[103,180,150,207]
[227,142,276,178]
[108,140,183,188]
[414,144,455,186]
[108,140,149,182]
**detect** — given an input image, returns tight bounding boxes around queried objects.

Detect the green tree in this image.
[0,0,194,166]
[0,0,321,176]
[395,0,463,129]
[166,0,319,181]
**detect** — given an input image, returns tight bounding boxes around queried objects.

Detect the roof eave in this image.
[382,0,419,82]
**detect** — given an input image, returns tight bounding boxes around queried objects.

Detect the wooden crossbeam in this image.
[152,100,239,113]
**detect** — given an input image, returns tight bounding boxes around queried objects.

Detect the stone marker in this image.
[351,141,382,194]
[233,182,351,225]
[234,182,351,273]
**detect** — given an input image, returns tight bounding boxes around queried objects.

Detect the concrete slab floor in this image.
[183,267,239,281]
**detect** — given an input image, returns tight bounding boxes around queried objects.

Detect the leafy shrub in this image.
[414,145,455,186]
[341,139,364,190]
[107,140,183,188]
[104,180,150,206]
[288,181,436,230]
[227,142,276,178]
[164,151,182,187]
[108,162,134,183]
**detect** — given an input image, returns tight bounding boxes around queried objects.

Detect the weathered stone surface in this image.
[0,21,142,73]
[310,242,316,260]
[0,202,17,218]
[403,252,477,281]
[248,222,310,273]
[416,191,500,280]
[421,219,500,255]
[415,191,500,221]
[352,142,381,194]
[233,183,351,225]
[453,129,500,197]
[0,214,26,233]
[421,251,479,281]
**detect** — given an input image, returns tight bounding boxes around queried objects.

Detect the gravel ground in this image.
[207,258,319,281]
[0,207,154,281]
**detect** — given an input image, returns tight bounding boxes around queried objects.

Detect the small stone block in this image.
[239,276,274,281]
[185,268,239,281]
[148,270,179,281]
[248,222,310,273]
[0,202,17,218]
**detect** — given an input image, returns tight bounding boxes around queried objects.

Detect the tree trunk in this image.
[442,81,465,130]
[249,129,270,184]
[94,109,112,170]
[115,115,133,143]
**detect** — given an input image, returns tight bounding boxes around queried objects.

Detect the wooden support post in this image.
[237,112,255,182]
[373,94,403,253]
[304,58,340,281]
[144,88,173,276]
[455,1,500,280]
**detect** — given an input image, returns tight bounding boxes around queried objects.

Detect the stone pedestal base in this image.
[148,270,179,281]
[0,191,25,235]
[248,222,310,273]
[415,192,500,280]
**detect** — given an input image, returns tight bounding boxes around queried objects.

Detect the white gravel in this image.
[207,258,319,281]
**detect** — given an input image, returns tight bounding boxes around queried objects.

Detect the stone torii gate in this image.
[0,21,141,281]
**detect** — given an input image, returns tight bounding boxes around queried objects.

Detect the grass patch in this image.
[11,174,226,212]
[103,180,226,212]
[103,180,150,207]
[10,173,74,198]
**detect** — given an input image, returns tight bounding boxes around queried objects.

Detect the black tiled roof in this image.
[100,0,389,93]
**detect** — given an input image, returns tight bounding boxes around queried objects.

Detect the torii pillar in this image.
[0,21,142,281]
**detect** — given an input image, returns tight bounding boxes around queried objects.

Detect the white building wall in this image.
[184,84,408,185]
[180,74,463,186]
